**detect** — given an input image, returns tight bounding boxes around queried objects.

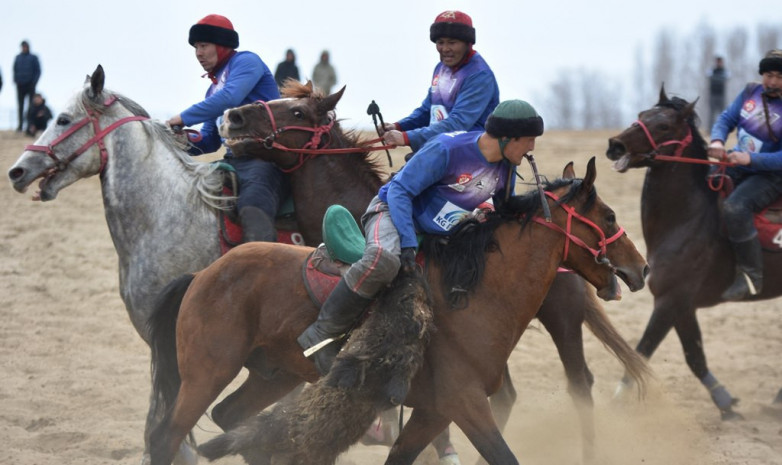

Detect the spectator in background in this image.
[312,50,337,95]
[274,48,300,89]
[13,40,41,133]
[0,67,4,94]
[26,93,52,137]
[708,56,729,129]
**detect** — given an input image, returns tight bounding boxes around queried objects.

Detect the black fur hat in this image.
[189,14,239,49]
[430,10,476,44]
[759,49,782,75]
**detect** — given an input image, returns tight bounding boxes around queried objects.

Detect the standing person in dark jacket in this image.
[708,56,729,129]
[167,14,287,243]
[274,48,300,89]
[13,40,41,133]
[708,49,782,301]
[382,10,500,159]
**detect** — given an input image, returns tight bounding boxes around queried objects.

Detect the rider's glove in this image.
[400,247,417,274]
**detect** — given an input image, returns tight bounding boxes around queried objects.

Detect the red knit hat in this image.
[188,14,239,49]
[430,10,476,44]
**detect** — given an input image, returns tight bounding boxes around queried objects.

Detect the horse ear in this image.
[682,97,699,120]
[582,156,597,192]
[89,65,105,100]
[658,83,668,104]
[562,161,576,179]
[318,85,346,114]
[304,80,314,93]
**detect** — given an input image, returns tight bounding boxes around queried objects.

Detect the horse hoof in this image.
[439,453,461,465]
[720,409,744,421]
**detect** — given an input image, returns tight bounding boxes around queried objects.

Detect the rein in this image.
[243,99,396,173]
[533,191,625,265]
[24,95,148,176]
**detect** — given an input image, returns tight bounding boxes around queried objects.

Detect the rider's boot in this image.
[239,206,277,243]
[721,237,763,301]
[297,279,372,375]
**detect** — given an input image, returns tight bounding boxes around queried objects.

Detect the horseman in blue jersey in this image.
[381,10,500,158]
[708,49,782,301]
[167,14,287,243]
[298,100,544,375]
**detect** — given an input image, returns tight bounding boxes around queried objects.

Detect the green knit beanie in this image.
[485,100,544,138]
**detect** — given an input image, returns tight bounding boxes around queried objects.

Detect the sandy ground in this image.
[1,127,781,465]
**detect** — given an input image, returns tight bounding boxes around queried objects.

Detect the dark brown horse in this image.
[219,82,650,463]
[606,87,782,420]
[146,158,648,465]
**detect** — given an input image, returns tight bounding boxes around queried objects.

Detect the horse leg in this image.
[211,369,304,431]
[774,388,782,404]
[450,397,518,465]
[149,370,240,465]
[615,300,676,399]
[472,365,518,465]
[538,303,595,462]
[385,408,452,465]
[672,308,742,420]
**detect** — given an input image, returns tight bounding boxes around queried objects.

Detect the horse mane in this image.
[81,88,230,211]
[422,177,588,309]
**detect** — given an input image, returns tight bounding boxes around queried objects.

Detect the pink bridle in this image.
[633,118,693,159]
[24,95,148,176]
[245,99,394,173]
[533,191,625,265]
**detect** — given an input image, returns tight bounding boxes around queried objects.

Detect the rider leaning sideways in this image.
[167,14,288,244]
[298,100,544,375]
[382,10,500,158]
[708,49,782,301]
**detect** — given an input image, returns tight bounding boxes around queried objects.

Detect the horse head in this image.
[606,84,700,172]
[550,157,648,300]
[220,81,346,169]
[8,65,149,201]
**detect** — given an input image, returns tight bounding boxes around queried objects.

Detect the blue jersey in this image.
[378,131,514,248]
[182,51,279,155]
[396,52,499,151]
[711,83,782,173]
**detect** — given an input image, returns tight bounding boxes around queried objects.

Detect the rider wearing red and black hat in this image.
[382,10,499,155]
[167,14,288,244]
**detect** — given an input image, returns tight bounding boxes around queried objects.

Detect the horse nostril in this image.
[228,111,244,128]
[606,139,626,158]
[8,167,24,182]
[643,264,650,279]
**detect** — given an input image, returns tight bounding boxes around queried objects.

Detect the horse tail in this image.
[148,273,195,417]
[582,286,652,398]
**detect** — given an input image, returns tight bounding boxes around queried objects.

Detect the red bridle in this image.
[533,191,625,265]
[240,100,394,173]
[24,95,148,176]
[633,118,693,159]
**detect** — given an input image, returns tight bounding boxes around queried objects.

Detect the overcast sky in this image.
[0,0,779,131]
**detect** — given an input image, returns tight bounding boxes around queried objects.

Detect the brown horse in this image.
[219,82,650,463]
[146,157,648,465]
[606,87,782,420]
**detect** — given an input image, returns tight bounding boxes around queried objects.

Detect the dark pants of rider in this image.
[16,83,36,131]
[723,170,782,242]
[226,156,291,217]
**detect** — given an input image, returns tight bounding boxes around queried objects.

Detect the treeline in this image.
[543,21,781,129]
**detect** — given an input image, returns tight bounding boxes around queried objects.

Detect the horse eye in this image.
[293,110,304,119]
[607,212,616,225]
[56,115,71,126]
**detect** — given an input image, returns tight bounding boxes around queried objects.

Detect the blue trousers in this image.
[225,156,290,218]
[723,168,782,242]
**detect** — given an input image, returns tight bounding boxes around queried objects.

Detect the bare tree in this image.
[545,72,576,129]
